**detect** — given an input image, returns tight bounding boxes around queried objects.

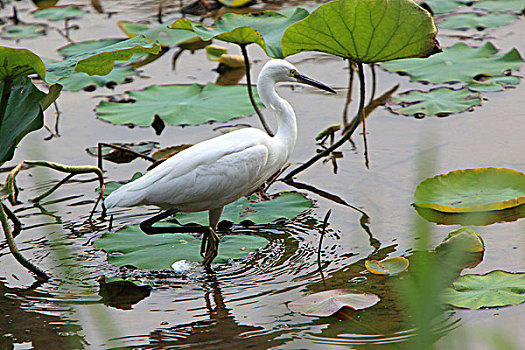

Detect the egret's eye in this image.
[289,69,298,77]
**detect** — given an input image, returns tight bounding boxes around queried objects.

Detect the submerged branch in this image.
[239,44,273,136]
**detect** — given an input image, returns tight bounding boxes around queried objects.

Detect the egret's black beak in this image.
[294,72,336,94]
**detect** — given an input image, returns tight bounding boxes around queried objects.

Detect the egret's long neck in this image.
[257,77,297,154]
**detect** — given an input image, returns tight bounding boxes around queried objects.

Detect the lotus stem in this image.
[284,62,366,180]
[342,60,354,128]
[239,44,273,136]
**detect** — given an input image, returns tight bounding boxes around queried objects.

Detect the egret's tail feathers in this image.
[104,187,144,209]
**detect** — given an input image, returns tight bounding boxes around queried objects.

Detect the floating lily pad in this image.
[117,20,196,47]
[175,192,312,225]
[86,142,158,163]
[438,13,518,30]
[278,5,320,16]
[414,204,525,226]
[94,224,268,269]
[436,227,485,253]
[467,75,521,92]
[96,83,261,127]
[0,78,61,165]
[151,144,192,160]
[442,270,525,309]
[216,0,254,8]
[473,0,525,12]
[287,289,380,317]
[282,0,439,62]
[33,5,85,21]
[381,42,523,84]
[171,9,309,58]
[103,172,143,197]
[391,88,481,117]
[422,0,466,14]
[1,23,47,39]
[365,257,410,275]
[414,168,525,213]
[58,38,126,57]
[58,66,138,91]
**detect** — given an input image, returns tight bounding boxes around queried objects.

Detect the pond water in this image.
[1,0,524,349]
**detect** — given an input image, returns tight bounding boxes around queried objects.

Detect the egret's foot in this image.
[201,227,220,266]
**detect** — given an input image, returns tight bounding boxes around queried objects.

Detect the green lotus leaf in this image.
[473,0,525,12]
[117,20,196,47]
[0,46,47,81]
[175,191,313,225]
[45,35,161,84]
[171,9,309,58]
[381,42,524,83]
[33,5,85,21]
[94,224,268,269]
[438,13,518,30]
[442,270,525,309]
[58,38,126,57]
[1,23,47,39]
[421,0,466,14]
[391,88,481,117]
[0,77,61,165]
[278,5,320,16]
[58,66,138,91]
[86,141,157,163]
[206,45,228,61]
[467,75,521,92]
[281,0,438,63]
[436,227,485,253]
[216,0,254,8]
[287,289,380,317]
[365,257,409,275]
[414,168,525,213]
[96,83,262,127]
[102,172,143,197]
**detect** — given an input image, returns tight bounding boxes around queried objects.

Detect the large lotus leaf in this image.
[117,21,196,47]
[414,168,525,213]
[33,5,85,21]
[94,224,268,269]
[0,77,60,164]
[58,39,126,57]
[438,13,518,30]
[467,75,521,92]
[171,9,309,58]
[281,0,438,63]
[45,35,161,84]
[96,83,262,127]
[175,192,313,225]
[473,0,525,12]
[58,66,138,91]
[1,23,47,39]
[0,46,47,81]
[391,88,481,117]
[381,42,523,83]
[422,0,466,14]
[442,270,525,309]
[287,289,380,317]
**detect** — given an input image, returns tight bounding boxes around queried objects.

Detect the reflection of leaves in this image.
[117,20,196,47]
[94,224,268,269]
[86,142,158,163]
[1,24,47,39]
[442,270,525,309]
[33,5,85,21]
[414,168,525,213]
[98,276,151,310]
[381,42,524,83]
[58,66,138,91]
[438,13,518,30]
[176,192,313,225]
[282,0,438,62]
[288,289,380,317]
[467,75,520,92]
[171,9,309,58]
[391,88,481,117]
[96,83,261,127]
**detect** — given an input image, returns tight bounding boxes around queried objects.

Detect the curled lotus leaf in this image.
[414,168,525,213]
[365,257,410,275]
[33,5,85,21]
[282,0,439,63]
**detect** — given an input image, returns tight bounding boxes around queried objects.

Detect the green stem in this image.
[239,44,273,136]
[369,63,376,105]
[0,78,13,132]
[284,62,366,180]
[0,202,49,280]
[342,60,354,127]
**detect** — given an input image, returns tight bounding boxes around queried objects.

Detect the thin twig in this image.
[0,202,49,280]
[239,44,273,136]
[362,116,369,169]
[31,173,75,203]
[317,209,331,287]
[284,62,366,180]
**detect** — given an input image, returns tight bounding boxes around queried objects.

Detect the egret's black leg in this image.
[201,207,224,266]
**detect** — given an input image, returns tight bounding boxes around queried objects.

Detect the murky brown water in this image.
[1,0,524,349]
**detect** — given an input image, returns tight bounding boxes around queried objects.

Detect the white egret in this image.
[104,59,335,265]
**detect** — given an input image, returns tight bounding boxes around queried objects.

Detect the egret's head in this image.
[260,59,336,94]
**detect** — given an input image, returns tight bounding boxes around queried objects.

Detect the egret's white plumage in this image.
[104,59,334,264]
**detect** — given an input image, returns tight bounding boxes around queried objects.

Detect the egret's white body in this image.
[104,59,334,264]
